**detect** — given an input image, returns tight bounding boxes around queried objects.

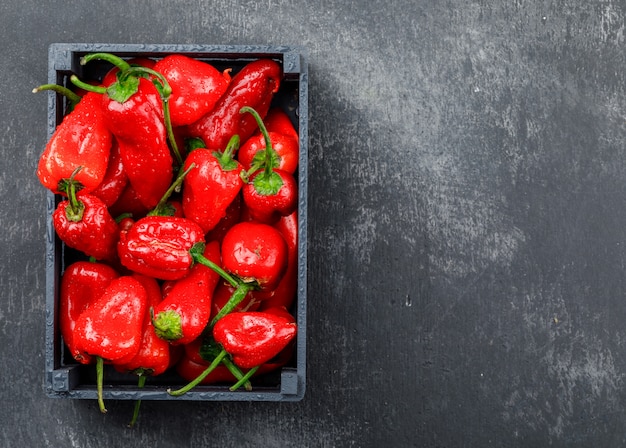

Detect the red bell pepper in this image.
[59,261,119,365]
[153,54,230,127]
[151,241,222,345]
[212,311,297,369]
[181,135,244,233]
[73,276,148,413]
[117,215,206,281]
[185,59,282,151]
[36,91,112,194]
[220,221,289,291]
[52,178,119,261]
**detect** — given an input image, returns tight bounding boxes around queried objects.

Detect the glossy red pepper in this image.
[185,59,282,150]
[117,215,206,281]
[153,54,230,127]
[74,53,175,209]
[73,276,148,413]
[256,211,298,310]
[221,221,288,291]
[37,91,112,194]
[212,311,297,369]
[107,182,151,219]
[53,187,119,261]
[181,136,244,233]
[152,241,221,345]
[59,261,119,365]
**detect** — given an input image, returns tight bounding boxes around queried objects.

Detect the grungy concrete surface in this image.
[1,0,625,447]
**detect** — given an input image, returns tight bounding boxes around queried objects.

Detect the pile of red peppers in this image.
[36,52,300,425]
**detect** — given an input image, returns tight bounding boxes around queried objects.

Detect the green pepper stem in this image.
[190,246,241,288]
[208,283,254,328]
[222,357,252,391]
[32,84,81,107]
[147,163,194,217]
[96,356,107,413]
[229,366,259,392]
[63,166,85,222]
[69,75,107,94]
[167,349,228,397]
[81,52,131,72]
[128,374,147,428]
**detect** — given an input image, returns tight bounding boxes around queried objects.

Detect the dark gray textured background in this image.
[2,1,626,447]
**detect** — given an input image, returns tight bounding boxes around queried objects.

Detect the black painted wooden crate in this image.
[43,43,308,402]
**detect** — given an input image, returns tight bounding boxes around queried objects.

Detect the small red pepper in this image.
[117,215,206,281]
[181,135,244,234]
[36,91,112,194]
[59,261,119,365]
[153,54,230,127]
[73,276,148,413]
[53,178,119,261]
[205,193,242,243]
[212,311,297,369]
[151,241,222,345]
[185,59,282,150]
[239,106,298,224]
[220,221,288,291]
[210,281,261,322]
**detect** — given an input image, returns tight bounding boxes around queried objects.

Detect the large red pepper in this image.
[153,54,230,127]
[181,135,244,234]
[36,91,112,194]
[117,215,206,281]
[220,221,288,291]
[59,261,119,365]
[212,311,297,369]
[73,276,148,413]
[185,59,282,150]
[151,241,222,345]
[73,53,176,209]
[52,179,119,261]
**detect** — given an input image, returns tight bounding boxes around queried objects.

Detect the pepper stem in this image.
[128,374,147,428]
[189,244,241,288]
[208,284,254,328]
[147,163,194,217]
[229,366,259,392]
[96,356,107,413]
[69,75,107,95]
[32,83,81,108]
[62,166,85,222]
[167,349,228,396]
[222,357,253,391]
